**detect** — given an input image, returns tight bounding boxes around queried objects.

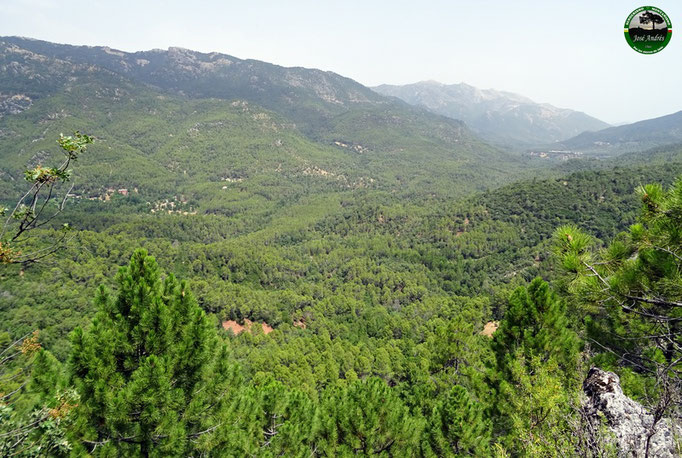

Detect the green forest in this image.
[2,130,681,456]
[0,36,681,457]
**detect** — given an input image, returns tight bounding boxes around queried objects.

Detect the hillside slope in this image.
[558,110,682,155]
[0,37,530,203]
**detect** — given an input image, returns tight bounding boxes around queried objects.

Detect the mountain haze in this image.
[373,81,610,147]
[557,110,682,155]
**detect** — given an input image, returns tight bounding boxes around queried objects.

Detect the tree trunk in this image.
[141,440,150,458]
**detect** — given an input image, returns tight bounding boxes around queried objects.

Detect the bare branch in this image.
[623,294,682,309]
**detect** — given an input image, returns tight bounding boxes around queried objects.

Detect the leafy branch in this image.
[0,132,93,265]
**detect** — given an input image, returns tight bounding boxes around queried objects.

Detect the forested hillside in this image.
[557,110,682,155]
[1,37,681,457]
[0,36,534,205]
[3,159,681,354]
[3,152,682,455]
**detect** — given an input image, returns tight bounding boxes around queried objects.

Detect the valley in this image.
[1,34,681,457]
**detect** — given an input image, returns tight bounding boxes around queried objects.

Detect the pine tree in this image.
[317,377,423,456]
[492,277,580,380]
[497,353,576,457]
[68,249,235,456]
[426,385,491,457]
[490,278,582,456]
[0,336,77,457]
[220,381,319,457]
[554,178,682,421]
[29,348,62,403]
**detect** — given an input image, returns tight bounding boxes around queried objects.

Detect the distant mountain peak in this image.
[373,81,609,147]
[418,80,447,86]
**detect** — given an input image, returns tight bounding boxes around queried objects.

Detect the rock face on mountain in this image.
[373,81,609,147]
[583,367,679,457]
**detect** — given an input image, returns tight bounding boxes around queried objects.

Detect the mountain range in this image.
[0,36,533,208]
[3,35,682,210]
[556,110,682,155]
[373,80,610,147]
[3,35,682,457]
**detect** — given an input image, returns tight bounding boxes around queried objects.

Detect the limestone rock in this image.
[582,367,678,457]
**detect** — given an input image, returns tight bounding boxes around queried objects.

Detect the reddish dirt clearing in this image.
[222,319,273,335]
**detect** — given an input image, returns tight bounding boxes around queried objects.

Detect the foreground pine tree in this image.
[68,249,234,456]
[554,178,682,435]
[492,277,580,379]
[490,278,582,456]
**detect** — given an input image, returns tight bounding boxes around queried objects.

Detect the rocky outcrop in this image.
[0,93,32,117]
[582,367,679,457]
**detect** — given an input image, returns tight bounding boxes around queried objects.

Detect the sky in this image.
[0,0,680,125]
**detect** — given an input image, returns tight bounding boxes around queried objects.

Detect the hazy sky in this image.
[0,0,680,124]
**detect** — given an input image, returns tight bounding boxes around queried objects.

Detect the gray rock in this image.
[582,367,678,457]
[0,93,32,117]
